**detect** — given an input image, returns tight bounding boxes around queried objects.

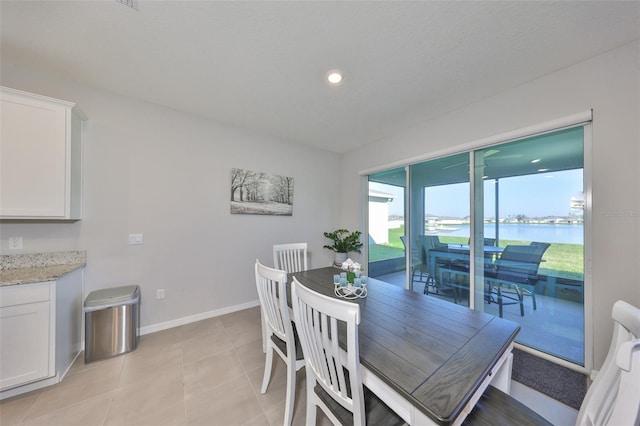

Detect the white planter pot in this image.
[334,252,348,266]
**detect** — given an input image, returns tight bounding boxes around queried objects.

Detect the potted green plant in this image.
[323,229,363,265]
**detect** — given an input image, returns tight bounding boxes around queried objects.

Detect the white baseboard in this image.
[0,374,60,401]
[139,299,261,336]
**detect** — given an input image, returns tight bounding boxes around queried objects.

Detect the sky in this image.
[371,169,583,218]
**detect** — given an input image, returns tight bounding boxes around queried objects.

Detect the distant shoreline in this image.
[387,221,584,245]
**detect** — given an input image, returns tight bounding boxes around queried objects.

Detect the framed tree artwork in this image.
[230,168,294,216]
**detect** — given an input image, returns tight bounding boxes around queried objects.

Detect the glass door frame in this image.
[360,112,593,374]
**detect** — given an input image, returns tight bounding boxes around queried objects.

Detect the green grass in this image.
[369,225,584,280]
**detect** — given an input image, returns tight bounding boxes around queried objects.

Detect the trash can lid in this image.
[84,285,140,308]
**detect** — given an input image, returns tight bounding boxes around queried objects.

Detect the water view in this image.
[441,223,583,245]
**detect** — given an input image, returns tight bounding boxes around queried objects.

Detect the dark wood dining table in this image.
[288,266,520,426]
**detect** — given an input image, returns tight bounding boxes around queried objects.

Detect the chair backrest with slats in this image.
[467,237,496,247]
[576,300,640,425]
[419,235,448,264]
[291,277,365,425]
[529,241,551,256]
[273,243,308,274]
[495,244,547,284]
[401,236,422,267]
[255,260,295,347]
[421,235,447,250]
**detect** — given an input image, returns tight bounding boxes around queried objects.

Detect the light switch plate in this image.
[128,234,144,245]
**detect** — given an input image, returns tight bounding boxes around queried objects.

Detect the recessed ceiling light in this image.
[531,159,541,163]
[537,168,548,172]
[327,70,343,85]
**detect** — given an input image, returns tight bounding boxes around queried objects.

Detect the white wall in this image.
[343,41,640,370]
[0,60,342,329]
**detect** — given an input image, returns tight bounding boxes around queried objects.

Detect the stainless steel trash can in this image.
[84,285,140,363]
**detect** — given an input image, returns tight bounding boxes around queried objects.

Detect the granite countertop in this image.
[0,251,86,286]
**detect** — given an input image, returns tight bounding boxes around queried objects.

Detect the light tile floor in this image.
[1,303,575,426]
[0,306,326,426]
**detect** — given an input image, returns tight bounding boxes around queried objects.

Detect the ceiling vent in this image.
[115,0,139,11]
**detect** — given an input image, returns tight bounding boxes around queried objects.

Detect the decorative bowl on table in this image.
[334,283,367,299]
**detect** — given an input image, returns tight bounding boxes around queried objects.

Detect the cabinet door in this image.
[0,301,53,390]
[0,90,68,217]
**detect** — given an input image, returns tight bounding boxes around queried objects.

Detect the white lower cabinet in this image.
[0,270,83,397]
[0,282,55,391]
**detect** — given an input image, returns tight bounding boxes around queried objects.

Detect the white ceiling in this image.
[1,1,638,153]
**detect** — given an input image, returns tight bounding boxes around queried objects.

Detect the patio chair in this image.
[484,243,549,317]
[437,265,471,305]
[273,242,308,274]
[291,277,404,426]
[465,300,640,426]
[419,235,452,295]
[468,237,499,264]
[401,235,434,293]
[525,241,551,308]
[255,260,305,426]
[467,237,496,247]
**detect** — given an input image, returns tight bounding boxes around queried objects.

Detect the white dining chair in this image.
[262,243,308,354]
[291,277,403,426]
[463,299,640,426]
[255,260,304,426]
[575,299,640,425]
[273,242,308,274]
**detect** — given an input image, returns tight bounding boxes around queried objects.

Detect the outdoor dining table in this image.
[427,244,504,288]
[428,244,504,271]
[287,266,520,425]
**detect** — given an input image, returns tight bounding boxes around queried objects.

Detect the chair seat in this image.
[270,322,304,361]
[314,383,404,426]
[462,385,552,426]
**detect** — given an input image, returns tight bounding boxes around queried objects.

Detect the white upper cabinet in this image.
[0,87,85,220]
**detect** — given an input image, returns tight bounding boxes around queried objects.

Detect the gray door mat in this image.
[512,348,588,410]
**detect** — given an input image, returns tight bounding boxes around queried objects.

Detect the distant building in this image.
[369,190,395,244]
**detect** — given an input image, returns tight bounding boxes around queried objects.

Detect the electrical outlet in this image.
[156,289,165,299]
[9,237,23,250]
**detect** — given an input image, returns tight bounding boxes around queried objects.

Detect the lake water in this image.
[440,223,583,245]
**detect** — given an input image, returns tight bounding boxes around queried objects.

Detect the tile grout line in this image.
[100,352,126,425]
[15,392,40,425]
[99,391,116,426]
[179,327,189,426]
[227,315,276,424]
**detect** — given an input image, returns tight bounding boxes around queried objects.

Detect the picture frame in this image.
[230,168,294,216]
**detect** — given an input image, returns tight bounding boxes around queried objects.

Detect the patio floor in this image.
[375,270,584,365]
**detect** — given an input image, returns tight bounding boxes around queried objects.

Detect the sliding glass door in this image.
[474,128,585,364]
[367,168,406,287]
[409,153,470,298]
[366,126,586,366]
